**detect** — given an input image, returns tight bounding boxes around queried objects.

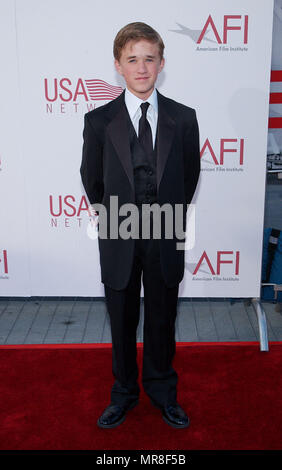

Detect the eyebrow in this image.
[127,54,156,59]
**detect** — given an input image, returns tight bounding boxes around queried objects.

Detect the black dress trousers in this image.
[104,210,179,409]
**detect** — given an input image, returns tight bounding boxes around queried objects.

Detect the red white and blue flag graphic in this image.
[84,79,123,101]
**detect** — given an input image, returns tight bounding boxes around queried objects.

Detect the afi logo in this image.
[201,138,244,165]
[0,249,8,274]
[193,250,240,275]
[198,15,249,44]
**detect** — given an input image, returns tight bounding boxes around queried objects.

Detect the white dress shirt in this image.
[124,87,158,149]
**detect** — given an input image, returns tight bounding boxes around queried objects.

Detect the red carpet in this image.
[0,342,281,450]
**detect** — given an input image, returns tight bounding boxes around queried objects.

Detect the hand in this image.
[88,204,99,218]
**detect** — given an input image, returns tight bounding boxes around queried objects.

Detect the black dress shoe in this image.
[97,400,139,429]
[150,399,190,429]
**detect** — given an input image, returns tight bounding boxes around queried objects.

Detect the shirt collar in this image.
[125,87,158,120]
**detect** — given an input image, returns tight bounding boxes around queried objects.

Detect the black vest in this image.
[125,108,158,207]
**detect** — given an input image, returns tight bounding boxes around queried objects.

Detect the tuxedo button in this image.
[147,168,153,175]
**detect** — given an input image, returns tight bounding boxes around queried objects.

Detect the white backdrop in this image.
[0,0,274,297]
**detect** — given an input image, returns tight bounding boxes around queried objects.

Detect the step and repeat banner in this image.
[0,0,274,297]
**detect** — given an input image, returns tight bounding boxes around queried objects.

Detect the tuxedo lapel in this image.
[156,90,176,190]
[106,88,176,194]
[107,90,135,192]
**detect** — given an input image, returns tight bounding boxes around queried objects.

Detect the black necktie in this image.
[138,102,153,154]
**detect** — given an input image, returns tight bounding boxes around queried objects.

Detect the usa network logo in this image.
[170,14,249,52]
[48,194,90,229]
[44,78,123,115]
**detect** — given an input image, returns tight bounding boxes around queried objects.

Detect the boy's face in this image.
[114,39,165,100]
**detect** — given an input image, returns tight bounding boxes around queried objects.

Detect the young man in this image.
[80,22,200,429]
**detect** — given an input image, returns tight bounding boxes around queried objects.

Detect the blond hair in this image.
[113,22,165,61]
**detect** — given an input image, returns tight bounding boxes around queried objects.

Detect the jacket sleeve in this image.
[80,113,104,209]
[183,109,200,205]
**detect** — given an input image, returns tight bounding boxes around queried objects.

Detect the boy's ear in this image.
[114,59,122,75]
[159,57,165,72]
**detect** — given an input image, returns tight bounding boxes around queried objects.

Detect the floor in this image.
[0,296,281,346]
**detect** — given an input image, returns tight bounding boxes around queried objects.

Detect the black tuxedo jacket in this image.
[80,89,200,290]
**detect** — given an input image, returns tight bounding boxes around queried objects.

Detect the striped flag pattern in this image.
[269,70,282,129]
[84,79,123,101]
